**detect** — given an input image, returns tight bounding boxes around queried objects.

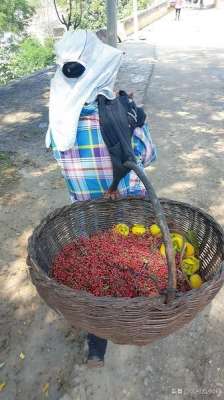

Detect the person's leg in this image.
[87,334,108,368]
[175,8,180,20]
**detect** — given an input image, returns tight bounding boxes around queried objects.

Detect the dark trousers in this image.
[87,334,108,360]
[175,8,181,20]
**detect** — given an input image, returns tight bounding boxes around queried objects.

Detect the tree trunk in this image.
[106,0,117,47]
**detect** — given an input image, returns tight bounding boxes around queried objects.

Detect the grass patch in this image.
[0,152,13,170]
[0,152,20,195]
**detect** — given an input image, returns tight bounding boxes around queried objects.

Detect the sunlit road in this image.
[81,7,224,400]
[143,6,224,225]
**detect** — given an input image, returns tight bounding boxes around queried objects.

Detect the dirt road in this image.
[0,6,224,400]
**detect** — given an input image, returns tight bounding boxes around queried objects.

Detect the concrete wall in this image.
[118,1,169,39]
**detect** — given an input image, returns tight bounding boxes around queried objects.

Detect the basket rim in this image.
[27,196,224,306]
[28,196,224,253]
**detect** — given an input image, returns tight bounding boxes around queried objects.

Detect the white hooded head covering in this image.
[46,30,123,151]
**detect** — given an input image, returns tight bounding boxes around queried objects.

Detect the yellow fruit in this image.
[149,224,161,236]
[185,242,195,257]
[160,243,166,257]
[181,256,200,276]
[160,242,178,257]
[114,223,129,236]
[0,383,6,392]
[171,233,184,252]
[131,224,146,235]
[189,274,203,289]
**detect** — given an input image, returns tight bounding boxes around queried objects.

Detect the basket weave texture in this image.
[27,198,224,345]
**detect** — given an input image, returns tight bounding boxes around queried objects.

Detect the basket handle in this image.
[123,161,177,303]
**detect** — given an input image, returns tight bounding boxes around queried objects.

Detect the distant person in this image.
[175,0,184,20]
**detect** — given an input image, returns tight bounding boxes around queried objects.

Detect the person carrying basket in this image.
[46,30,157,368]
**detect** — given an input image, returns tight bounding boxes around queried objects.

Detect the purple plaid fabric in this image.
[50,102,157,202]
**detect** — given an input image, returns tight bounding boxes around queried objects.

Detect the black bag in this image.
[98,91,146,191]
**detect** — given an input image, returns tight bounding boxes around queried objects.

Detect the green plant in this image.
[0,37,55,85]
[80,0,106,30]
[0,47,16,84]
[10,37,55,78]
[118,0,152,19]
[0,0,33,33]
[54,0,152,31]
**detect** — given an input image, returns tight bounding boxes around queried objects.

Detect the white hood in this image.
[46,30,122,151]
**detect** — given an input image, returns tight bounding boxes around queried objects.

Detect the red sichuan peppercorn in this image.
[51,229,189,298]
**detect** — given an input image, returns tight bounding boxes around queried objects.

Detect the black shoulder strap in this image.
[118,90,146,132]
[97,92,146,191]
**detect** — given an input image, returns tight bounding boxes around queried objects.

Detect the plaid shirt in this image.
[50,102,156,202]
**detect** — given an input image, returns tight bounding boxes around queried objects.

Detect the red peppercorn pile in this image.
[50,230,189,298]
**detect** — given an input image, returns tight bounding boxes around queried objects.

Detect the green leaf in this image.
[103,285,110,290]
[149,274,158,282]
[186,230,199,254]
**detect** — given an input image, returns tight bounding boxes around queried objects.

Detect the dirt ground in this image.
[0,6,224,400]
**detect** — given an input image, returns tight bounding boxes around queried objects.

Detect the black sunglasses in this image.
[62,61,86,78]
[62,31,88,79]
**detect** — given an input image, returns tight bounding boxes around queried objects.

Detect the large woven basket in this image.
[27,163,224,345]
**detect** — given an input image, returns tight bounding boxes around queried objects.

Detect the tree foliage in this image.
[11,37,54,77]
[81,0,106,30]
[0,0,33,33]
[53,0,152,31]
[118,0,151,19]
[53,0,83,30]
[0,37,54,85]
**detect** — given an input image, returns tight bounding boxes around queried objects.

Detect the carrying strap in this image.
[98,91,146,191]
